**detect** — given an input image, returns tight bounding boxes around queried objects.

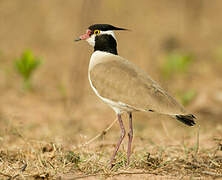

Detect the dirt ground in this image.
[0,1,222,179]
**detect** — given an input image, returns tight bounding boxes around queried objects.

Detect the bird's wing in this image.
[89,54,186,115]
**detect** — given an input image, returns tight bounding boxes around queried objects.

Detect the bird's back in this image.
[89,51,186,115]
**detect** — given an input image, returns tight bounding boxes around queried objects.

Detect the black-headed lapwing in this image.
[75,24,196,166]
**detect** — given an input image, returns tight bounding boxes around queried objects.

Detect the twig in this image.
[194,125,200,157]
[72,173,97,179]
[12,174,19,179]
[0,171,12,178]
[114,170,158,176]
[202,171,222,177]
[47,160,55,169]
[160,120,173,141]
[6,162,28,180]
[21,163,27,172]
[72,171,160,179]
[73,118,118,149]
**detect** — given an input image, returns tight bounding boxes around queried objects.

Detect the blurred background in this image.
[0,0,222,149]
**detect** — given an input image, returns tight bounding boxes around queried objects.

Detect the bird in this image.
[75,24,196,166]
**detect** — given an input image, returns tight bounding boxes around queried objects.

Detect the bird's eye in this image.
[94,30,100,35]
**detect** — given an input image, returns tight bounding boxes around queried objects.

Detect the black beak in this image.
[74,38,81,42]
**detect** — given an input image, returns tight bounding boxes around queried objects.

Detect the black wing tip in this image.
[176,114,196,126]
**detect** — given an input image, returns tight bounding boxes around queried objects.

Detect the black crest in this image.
[88,24,127,31]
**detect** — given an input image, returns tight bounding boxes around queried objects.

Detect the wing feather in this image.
[89,54,186,115]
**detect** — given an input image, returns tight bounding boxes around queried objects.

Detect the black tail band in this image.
[176,114,196,126]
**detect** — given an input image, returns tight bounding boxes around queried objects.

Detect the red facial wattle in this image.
[75,29,91,41]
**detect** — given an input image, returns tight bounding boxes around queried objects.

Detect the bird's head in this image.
[75,24,127,47]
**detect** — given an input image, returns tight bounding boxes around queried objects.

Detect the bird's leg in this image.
[110,113,126,167]
[127,112,133,165]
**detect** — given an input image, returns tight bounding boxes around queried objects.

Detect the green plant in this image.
[15,50,41,90]
[177,89,197,106]
[65,151,81,164]
[162,52,194,78]
[215,46,222,63]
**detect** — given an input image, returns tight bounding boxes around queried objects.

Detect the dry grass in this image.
[1,136,222,179]
[0,0,222,179]
[0,109,222,179]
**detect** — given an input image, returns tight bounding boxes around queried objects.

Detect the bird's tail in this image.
[175,114,196,126]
